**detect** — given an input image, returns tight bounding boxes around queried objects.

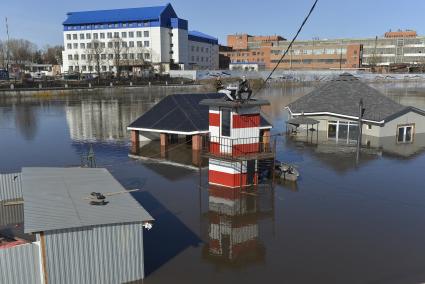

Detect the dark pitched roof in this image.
[128,93,272,133]
[286,73,415,122]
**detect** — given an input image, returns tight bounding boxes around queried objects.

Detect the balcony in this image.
[202,135,275,161]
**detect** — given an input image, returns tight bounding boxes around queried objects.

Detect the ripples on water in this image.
[1,82,425,283]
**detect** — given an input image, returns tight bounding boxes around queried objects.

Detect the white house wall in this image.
[381,111,425,137]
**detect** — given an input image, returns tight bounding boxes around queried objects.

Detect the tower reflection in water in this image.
[203,185,274,266]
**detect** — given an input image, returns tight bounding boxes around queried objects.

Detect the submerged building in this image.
[0,167,153,284]
[62,4,219,75]
[285,73,425,148]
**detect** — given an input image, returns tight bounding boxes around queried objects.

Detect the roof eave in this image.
[287,109,385,125]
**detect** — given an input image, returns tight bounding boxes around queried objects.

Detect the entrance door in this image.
[246,160,256,185]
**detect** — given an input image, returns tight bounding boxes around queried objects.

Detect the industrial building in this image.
[62,4,218,75]
[0,167,153,284]
[220,30,425,70]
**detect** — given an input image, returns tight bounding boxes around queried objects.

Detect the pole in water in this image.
[356,99,365,164]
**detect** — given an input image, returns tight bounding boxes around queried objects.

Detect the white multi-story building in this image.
[62,4,218,75]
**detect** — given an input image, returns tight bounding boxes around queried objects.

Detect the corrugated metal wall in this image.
[0,173,22,201]
[0,243,41,284]
[43,222,145,284]
[0,204,24,226]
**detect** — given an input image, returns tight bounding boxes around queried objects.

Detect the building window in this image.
[114,32,119,38]
[144,53,150,60]
[80,43,85,49]
[107,32,112,39]
[114,41,119,48]
[129,31,134,38]
[81,54,86,60]
[397,124,414,143]
[89,66,93,72]
[108,54,113,59]
[137,41,142,47]
[68,55,72,60]
[80,34,85,40]
[69,66,73,72]
[87,43,92,49]
[73,43,78,49]
[67,43,72,49]
[86,33,91,40]
[102,66,107,71]
[100,33,105,39]
[129,53,134,59]
[196,46,199,52]
[101,54,106,60]
[66,34,71,40]
[101,42,105,48]
[144,31,149,37]
[73,34,77,40]
[191,56,194,61]
[122,41,127,48]
[122,32,127,38]
[73,54,79,60]
[368,124,372,130]
[93,33,98,39]
[122,54,128,59]
[123,23,127,27]
[201,47,204,52]
[328,120,358,143]
[144,41,149,47]
[191,46,194,52]
[82,65,87,71]
[137,31,142,37]
[129,41,134,47]
[114,23,119,28]
[221,108,231,137]
[108,42,113,48]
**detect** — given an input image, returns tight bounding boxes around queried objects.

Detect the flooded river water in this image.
[1,82,425,283]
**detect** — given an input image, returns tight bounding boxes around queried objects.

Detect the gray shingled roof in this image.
[22,167,153,233]
[286,73,420,122]
[128,93,272,133]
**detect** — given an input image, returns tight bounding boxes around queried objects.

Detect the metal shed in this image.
[20,167,153,284]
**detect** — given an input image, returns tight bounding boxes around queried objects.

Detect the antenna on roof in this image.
[81,144,96,168]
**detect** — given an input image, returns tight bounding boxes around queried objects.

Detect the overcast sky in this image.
[1,0,424,48]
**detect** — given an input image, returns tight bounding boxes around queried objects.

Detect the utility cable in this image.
[255,0,319,95]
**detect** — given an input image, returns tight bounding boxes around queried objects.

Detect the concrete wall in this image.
[0,242,42,284]
[41,222,145,284]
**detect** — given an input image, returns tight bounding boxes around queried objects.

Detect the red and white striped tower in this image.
[200,99,270,188]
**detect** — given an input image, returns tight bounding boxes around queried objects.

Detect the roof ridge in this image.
[171,94,199,130]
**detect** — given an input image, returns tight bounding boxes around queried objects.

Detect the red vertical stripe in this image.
[209,113,220,127]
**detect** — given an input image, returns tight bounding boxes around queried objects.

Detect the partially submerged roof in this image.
[22,167,153,234]
[286,73,425,123]
[63,4,175,25]
[128,93,273,134]
[286,116,319,125]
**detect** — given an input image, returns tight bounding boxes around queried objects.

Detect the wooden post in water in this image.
[356,99,364,163]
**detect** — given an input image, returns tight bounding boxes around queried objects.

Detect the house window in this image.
[397,124,414,143]
[328,120,358,143]
[368,124,372,130]
[221,108,231,137]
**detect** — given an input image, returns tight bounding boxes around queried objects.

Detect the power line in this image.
[256,0,319,94]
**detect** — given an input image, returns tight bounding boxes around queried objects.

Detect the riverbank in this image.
[0,83,207,97]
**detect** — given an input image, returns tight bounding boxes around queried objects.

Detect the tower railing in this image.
[202,135,274,160]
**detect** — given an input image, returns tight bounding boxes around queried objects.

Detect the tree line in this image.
[0,38,63,68]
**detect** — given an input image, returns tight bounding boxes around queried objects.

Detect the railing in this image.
[202,135,274,159]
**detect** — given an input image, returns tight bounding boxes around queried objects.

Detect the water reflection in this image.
[15,105,38,140]
[202,186,274,267]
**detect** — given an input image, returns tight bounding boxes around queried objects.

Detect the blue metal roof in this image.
[188,30,218,45]
[63,4,176,25]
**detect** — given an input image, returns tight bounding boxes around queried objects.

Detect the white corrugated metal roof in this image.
[0,173,22,201]
[22,167,153,233]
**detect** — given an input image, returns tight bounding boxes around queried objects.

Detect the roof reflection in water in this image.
[202,185,274,267]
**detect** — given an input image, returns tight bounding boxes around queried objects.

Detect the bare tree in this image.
[87,40,105,80]
[42,45,64,65]
[0,41,5,68]
[7,39,37,65]
[108,38,127,79]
